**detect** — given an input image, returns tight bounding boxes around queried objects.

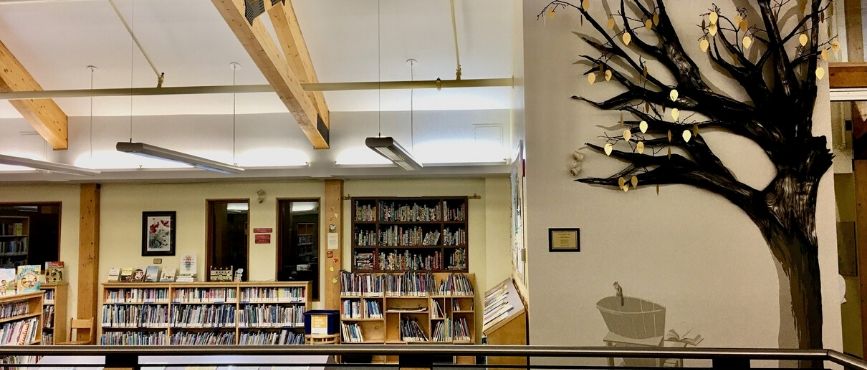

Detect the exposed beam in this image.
[77,183,100,339]
[0,39,68,149]
[268,0,329,128]
[211,0,329,149]
[323,179,343,310]
[830,63,867,88]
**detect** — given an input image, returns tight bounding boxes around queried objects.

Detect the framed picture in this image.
[548,228,580,252]
[142,211,176,256]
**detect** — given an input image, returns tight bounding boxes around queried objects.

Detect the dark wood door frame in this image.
[205,199,250,282]
[275,198,322,301]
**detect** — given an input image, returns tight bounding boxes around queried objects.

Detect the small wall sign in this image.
[549,228,580,252]
[253,228,273,233]
[254,234,271,244]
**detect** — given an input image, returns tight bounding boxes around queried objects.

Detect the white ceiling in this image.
[0,0,513,118]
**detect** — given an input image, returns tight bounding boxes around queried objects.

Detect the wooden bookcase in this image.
[350,197,469,273]
[40,283,67,345]
[483,278,528,369]
[0,216,29,268]
[99,281,310,345]
[0,291,43,369]
[339,272,476,365]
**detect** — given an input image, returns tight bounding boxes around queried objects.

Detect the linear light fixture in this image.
[116,142,244,174]
[0,154,101,176]
[365,137,423,171]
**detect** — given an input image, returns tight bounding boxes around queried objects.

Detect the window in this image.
[0,203,61,269]
[277,200,320,300]
[207,200,249,281]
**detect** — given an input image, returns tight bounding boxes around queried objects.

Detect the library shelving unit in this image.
[0,216,29,268]
[339,271,476,365]
[99,281,310,346]
[0,291,44,369]
[483,278,528,369]
[40,283,67,345]
[351,197,469,273]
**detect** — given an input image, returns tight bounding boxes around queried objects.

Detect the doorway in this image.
[206,200,249,281]
[277,199,320,301]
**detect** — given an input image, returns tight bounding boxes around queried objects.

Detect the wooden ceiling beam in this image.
[267,0,329,128]
[0,39,68,150]
[212,0,329,149]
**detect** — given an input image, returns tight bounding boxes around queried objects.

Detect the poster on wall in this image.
[510,141,527,281]
[141,211,176,256]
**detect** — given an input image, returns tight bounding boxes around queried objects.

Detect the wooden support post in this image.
[77,183,100,342]
[323,180,343,310]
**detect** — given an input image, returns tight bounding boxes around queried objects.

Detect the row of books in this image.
[105,288,168,303]
[381,202,441,222]
[41,333,53,345]
[341,322,365,343]
[102,305,168,328]
[443,202,466,222]
[400,318,428,342]
[438,271,473,295]
[431,318,470,342]
[171,331,235,345]
[0,223,25,236]
[171,305,235,328]
[354,202,377,222]
[0,317,38,345]
[99,331,167,345]
[173,288,237,303]
[379,226,441,247]
[341,299,382,319]
[379,251,442,271]
[340,271,384,296]
[0,302,29,319]
[42,306,54,329]
[238,330,304,345]
[240,287,305,303]
[384,272,435,295]
[0,356,39,370]
[354,229,377,247]
[238,304,304,327]
[447,248,468,270]
[0,240,27,254]
[43,289,55,302]
[442,228,467,246]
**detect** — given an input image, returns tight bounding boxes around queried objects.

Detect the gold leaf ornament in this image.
[815,66,825,80]
[708,11,718,25]
[669,89,679,102]
[734,15,743,26]
[671,108,680,121]
[587,72,597,85]
[799,33,808,47]
[639,120,648,133]
[743,36,753,50]
[653,13,660,25]
[708,23,717,37]
[582,0,589,9]
[608,16,616,29]
[645,19,653,30]
[604,143,614,156]
[636,141,645,154]
[604,69,612,81]
[631,175,639,188]
[622,184,630,193]
[699,38,709,52]
[622,32,632,45]
[623,129,632,142]
[682,129,692,143]
[739,19,749,32]
[821,49,829,61]
[618,177,626,188]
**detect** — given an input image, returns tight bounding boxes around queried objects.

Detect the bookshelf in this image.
[40,283,67,345]
[0,217,29,268]
[339,271,476,365]
[351,197,469,273]
[99,281,310,346]
[0,291,44,369]
[482,278,528,369]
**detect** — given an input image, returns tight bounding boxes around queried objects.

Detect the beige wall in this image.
[0,184,80,323]
[522,0,842,355]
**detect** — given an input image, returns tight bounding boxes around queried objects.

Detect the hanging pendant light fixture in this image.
[115,0,243,174]
[365,0,422,171]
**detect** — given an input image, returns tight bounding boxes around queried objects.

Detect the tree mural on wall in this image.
[539,0,835,354]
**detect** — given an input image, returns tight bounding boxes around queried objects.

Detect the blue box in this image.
[304,310,340,335]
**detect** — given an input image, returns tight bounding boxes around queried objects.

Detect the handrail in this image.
[0,345,862,369]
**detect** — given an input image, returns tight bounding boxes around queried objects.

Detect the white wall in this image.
[0,184,80,323]
[522,0,842,354]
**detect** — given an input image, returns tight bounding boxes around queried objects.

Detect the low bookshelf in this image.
[40,283,67,345]
[0,216,29,268]
[351,197,469,273]
[0,291,44,369]
[339,271,476,365]
[99,281,310,345]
